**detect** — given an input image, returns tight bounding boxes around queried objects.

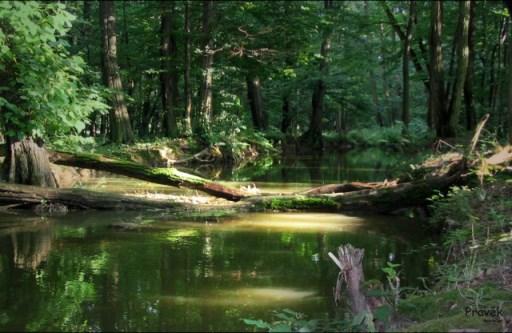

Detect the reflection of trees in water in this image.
[302,154,323,183]
[9,224,53,270]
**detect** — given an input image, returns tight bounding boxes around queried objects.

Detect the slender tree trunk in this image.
[445,1,470,138]
[281,95,292,134]
[402,1,416,129]
[83,1,91,64]
[195,0,214,144]
[83,0,97,137]
[379,23,391,126]
[506,3,512,143]
[183,0,193,136]
[381,2,429,92]
[364,1,383,127]
[430,1,446,138]
[160,1,178,138]
[464,1,477,131]
[246,73,267,131]
[299,1,333,150]
[99,1,134,144]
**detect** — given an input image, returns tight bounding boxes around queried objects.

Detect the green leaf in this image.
[270,324,291,332]
[243,319,270,329]
[374,305,393,323]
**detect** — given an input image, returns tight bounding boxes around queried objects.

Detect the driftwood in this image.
[304,180,398,195]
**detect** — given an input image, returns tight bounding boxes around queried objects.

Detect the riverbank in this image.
[397,179,512,332]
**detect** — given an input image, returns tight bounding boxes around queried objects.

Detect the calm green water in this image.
[0,150,432,332]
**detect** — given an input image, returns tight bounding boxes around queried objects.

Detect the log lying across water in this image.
[0,156,465,213]
[0,182,190,211]
[50,151,247,201]
[2,115,510,214]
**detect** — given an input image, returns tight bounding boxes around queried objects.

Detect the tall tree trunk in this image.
[99,1,134,144]
[506,3,512,143]
[364,1,383,128]
[160,1,178,138]
[83,1,91,64]
[183,0,193,136]
[83,0,97,137]
[464,1,476,131]
[379,23,391,126]
[445,0,470,138]
[195,0,214,145]
[281,95,292,134]
[2,137,57,188]
[430,1,446,138]
[246,73,267,131]
[402,1,416,129]
[381,2,429,92]
[301,7,332,150]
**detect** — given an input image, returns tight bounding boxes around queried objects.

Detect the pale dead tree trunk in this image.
[183,0,193,136]
[99,1,134,144]
[446,0,470,138]
[160,1,178,138]
[402,1,416,129]
[329,244,374,331]
[464,1,476,131]
[430,1,446,138]
[195,0,214,144]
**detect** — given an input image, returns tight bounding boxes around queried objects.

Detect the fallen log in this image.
[0,168,461,214]
[1,147,468,214]
[0,182,191,211]
[249,163,465,213]
[49,151,247,201]
[3,114,507,214]
[303,180,398,195]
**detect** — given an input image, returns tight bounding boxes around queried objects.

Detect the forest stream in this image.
[0,149,434,332]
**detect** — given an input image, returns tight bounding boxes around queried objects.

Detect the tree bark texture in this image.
[430,1,446,138]
[160,1,178,138]
[2,138,57,188]
[183,0,193,136]
[195,0,214,144]
[464,1,477,131]
[445,0,471,138]
[99,1,134,144]
[402,1,416,128]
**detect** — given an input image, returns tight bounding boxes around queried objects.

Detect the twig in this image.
[469,113,490,155]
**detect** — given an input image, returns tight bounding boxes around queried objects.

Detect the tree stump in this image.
[2,137,57,188]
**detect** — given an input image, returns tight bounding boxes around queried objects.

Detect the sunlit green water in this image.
[0,150,432,332]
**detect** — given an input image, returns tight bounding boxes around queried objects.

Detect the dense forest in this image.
[1,1,512,332]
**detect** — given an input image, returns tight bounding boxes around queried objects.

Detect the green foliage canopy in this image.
[0,1,106,140]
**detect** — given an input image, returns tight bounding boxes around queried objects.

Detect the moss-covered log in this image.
[49,151,247,201]
[247,168,464,213]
